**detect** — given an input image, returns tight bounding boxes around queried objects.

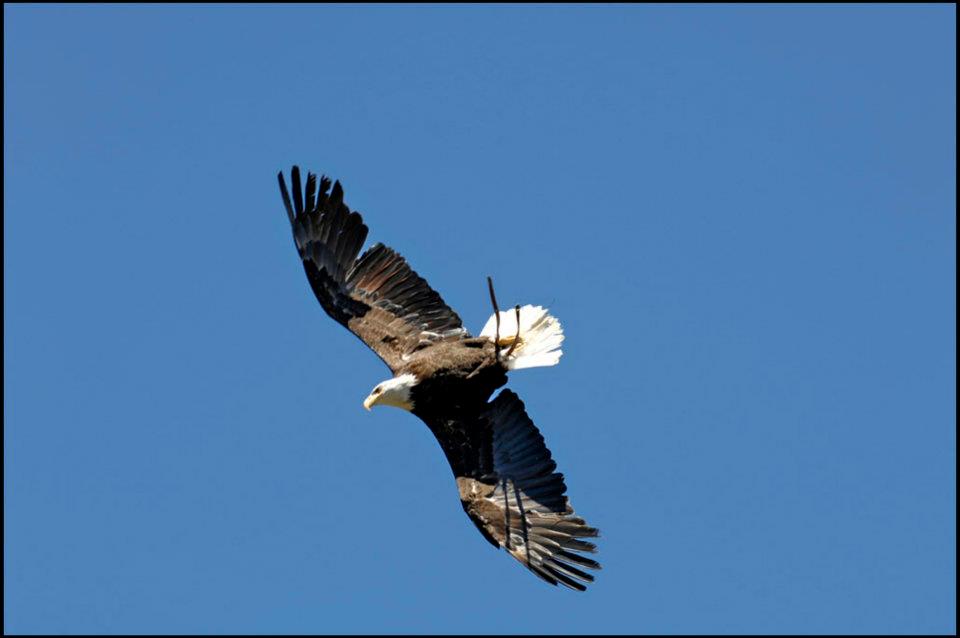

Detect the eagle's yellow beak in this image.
[363,393,377,411]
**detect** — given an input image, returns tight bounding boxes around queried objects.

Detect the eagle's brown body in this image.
[404,339,507,413]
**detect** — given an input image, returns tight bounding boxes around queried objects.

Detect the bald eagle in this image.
[278,167,600,591]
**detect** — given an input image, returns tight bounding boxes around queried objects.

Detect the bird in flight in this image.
[277,167,600,590]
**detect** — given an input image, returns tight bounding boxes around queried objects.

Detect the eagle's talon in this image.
[487,276,502,362]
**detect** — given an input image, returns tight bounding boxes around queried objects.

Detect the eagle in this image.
[277,166,600,591]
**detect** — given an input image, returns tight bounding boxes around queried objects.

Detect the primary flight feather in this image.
[278,166,600,591]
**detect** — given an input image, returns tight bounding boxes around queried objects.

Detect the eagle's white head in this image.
[363,373,417,411]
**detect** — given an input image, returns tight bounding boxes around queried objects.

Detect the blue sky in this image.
[4,4,955,634]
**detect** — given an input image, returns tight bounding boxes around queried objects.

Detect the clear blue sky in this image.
[5,4,955,634]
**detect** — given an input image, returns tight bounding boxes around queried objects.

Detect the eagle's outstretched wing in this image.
[278,166,468,372]
[422,390,601,591]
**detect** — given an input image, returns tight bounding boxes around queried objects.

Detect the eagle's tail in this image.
[479,305,564,371]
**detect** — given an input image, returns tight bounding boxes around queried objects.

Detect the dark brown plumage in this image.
[278,166,600,590]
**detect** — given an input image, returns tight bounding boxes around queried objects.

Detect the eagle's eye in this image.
[374,386,383,394]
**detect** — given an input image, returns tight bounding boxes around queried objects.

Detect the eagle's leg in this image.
[465,361,486,379]
[505,305,521,357]
[487,276,502,362]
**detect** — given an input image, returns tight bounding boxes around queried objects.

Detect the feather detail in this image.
[479,305,565,370]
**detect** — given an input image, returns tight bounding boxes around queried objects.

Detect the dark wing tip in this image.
[277,170,295,225]
[330,179,344,208]
[304,171,318,212]
[291,166,304,216]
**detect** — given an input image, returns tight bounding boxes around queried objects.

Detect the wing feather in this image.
[279,166,467,371]
[422,390,601,591]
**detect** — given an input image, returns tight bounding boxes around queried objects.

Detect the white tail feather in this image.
[479,305,564,371]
